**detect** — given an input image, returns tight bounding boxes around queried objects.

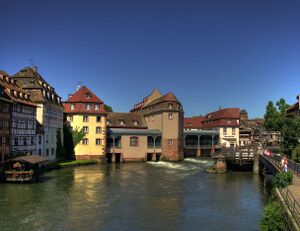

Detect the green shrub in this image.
[292,144,300,163]
[272,172,293,188]
[260,201,285,231]
[160,156,169,162]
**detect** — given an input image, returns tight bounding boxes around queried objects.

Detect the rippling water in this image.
[0,160,267,231]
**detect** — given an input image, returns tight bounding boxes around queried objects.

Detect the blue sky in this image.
[1,0,300,118]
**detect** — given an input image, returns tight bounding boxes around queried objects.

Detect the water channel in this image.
[0,159,267,231]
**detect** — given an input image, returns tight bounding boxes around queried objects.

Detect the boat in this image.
[4,155,49,182]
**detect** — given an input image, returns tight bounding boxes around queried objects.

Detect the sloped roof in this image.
[63,102,107,114]
[131,89,162,112]
[184,117,205,129]
[12,67,63,107]
[0,70,9,76]
[13,155,49,164]
[0,75,37,107]
[66,86,104,104]
[205,108,240,120]
[107,112,147,128]
[184,108,240,129]
[147,92,180,107]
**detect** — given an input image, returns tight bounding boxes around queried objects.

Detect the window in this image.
[83,115,89,122]
[119,120,125,125]
[95,104,99,110]
[168,139,174,145]
[68,116,73,122]
[83,126,89,134]
[227,120,231,124]
[38,149,41,155]
[96,139,102,145]
[133,120,139,126]
[96,127,102,134]
[223,127,227,135]
[107,120,111,125]
[168,103,173,109]
[130,137,139,146]
[232,128,236,135]
[46,149,49,156]
[70,104,75,110]
[82,138,88,145]
[85,93,91,99]
[85,104,91,110]
[52,148,55,155]
[168,112,173,119]
[96,116,101,122]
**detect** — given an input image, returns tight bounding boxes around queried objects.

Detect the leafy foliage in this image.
[160,156,169,162]
[104,104,113,112]
[260,201,285,231]
[72,127,86,148]
[272,172,293,189]
[264,99,289,132]
[292,144,300,163]
[56,128,65,160]
[280,116,300,157]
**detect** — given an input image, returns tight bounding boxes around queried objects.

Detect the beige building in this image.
[106,89,184,162]
[63,86,107,161]
[184,108,240,148]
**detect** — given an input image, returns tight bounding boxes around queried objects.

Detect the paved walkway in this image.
[288,171,300,204]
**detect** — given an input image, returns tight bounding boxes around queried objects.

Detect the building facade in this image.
[0,73,37,157]
[0,73,12,163]
[184,108,240,148]
[12,67,63,160]
[63,86,107,161]
[106,89,184,162]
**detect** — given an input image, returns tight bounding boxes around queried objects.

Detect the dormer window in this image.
[85,93,91,99]
[70,104,75,110]
[107,120,111,125]
[85,104,91,110]
[133,120,139,126]
[168,103,173,109]
[95,104,99,110]
[188,122,192,126]
[119,120,125,126]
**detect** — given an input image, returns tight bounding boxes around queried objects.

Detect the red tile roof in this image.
[63,85,106,114]
[184,108,240,129]
[66,86,104,104]
[184,117,205,129]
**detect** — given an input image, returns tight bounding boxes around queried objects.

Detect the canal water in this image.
[0,159,267,231]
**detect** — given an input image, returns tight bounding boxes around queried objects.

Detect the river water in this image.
[0,159,267,231]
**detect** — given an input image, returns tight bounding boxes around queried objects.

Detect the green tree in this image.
[72,127,86,148]
[260,201,285,231]
[56,128,65,160]
[264,101,281,131]
[292,144,300,163]
[280,116,300,158]
[63,124,75,160]
[104,104,113,112]
[276,98,289,115]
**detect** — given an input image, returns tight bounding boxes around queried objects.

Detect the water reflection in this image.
[0,161,267,231]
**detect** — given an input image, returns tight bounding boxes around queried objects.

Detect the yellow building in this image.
[63,86,107,161]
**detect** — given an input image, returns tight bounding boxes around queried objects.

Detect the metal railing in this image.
[270,154,300,176]
[278,187,300,229]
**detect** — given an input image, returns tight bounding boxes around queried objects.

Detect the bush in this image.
[260,201,285,231]
[160,156,169,162]
[292,144,300,163]
[272,172,293,189]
